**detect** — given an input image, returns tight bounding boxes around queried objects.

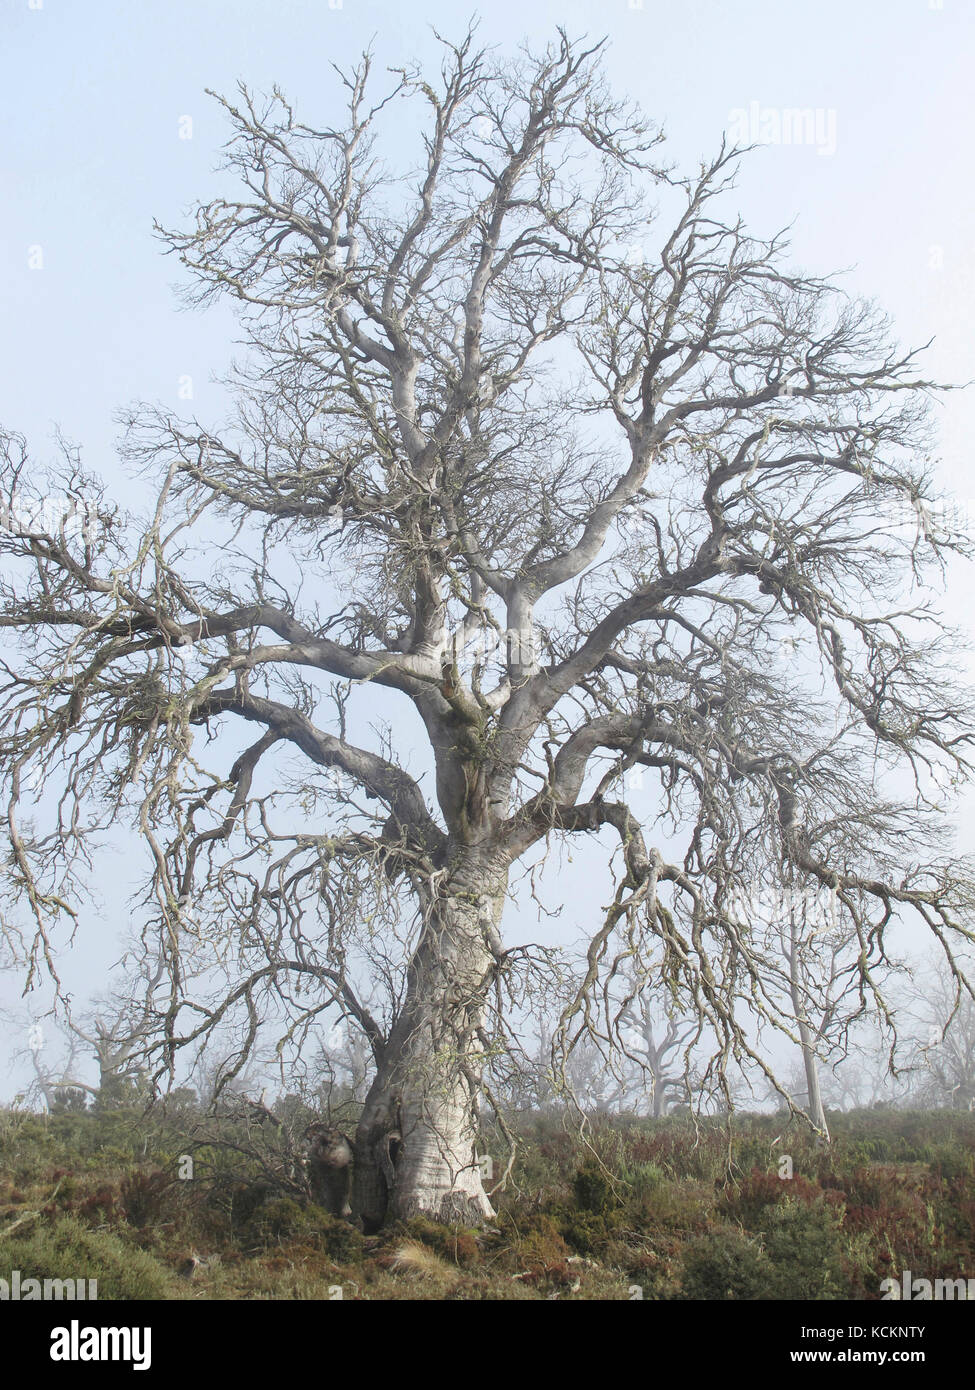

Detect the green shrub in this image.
[679,1227,769,1300]
[120,1170,174,1228]
[0,1215,177,1299]
[560,1208,618,1255]
[573,1162,617,1215]
[928,1146,974,1182]
[620,1160,667,1201]
[760,1198,851,1299]
[245,1196,365,1262]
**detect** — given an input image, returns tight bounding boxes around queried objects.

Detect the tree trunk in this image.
[352,848,507,1231]
[787,915,830,1140]
[651,1071,664,1120]
[796,1017,830,1140]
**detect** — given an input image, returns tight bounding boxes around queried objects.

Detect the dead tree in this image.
[618,998,697,1119]
[24,1030,95,1112]
[2,29,974,1228]
[69,1014,149,1108]
[911,953,975,1109]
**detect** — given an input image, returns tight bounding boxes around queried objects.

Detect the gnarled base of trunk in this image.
[388,1104,495,1225]
[351,855,505,1231]
[352,1057,496,1232]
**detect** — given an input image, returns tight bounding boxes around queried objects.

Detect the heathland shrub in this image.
[244,1196,366,1263]
[0,1215,177,1299]
[573,1162,618,1215]
[678,1227,770,1300]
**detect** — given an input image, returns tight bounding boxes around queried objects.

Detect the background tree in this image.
[311,1021,374,1111]
[17,1019,94,1114]
[5,974,158,1113]
[733,872,869,1136]
[819,1018,914,1112]
[2,29,974,1227]
[71,1012,152,1111]
[910,953,975,1108]
[617,979,698,1119]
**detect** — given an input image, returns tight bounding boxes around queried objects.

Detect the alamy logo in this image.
[726,102,838,157]
[50,1320,151,1372]
[0,1270,97,1300]
[881,1269,974,1300]
[0,494,100,544]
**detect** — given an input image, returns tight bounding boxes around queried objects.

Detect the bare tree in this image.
[21,1022,94,1112]
[910,954,975,1108]
[7,976,157,1112]
[2,29,974,1228]
[737,875,865,1136]
[618,986,697,1119]
[820,1019,913,1112]
[69,1012,151,1109]
[312,1020,374,1109]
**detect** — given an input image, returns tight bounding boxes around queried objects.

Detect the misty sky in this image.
[3,0,974,1092]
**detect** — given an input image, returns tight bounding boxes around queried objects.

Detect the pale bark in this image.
[797,1016,830,1141]
[352,847,507,1229]
[787,911,831,1140]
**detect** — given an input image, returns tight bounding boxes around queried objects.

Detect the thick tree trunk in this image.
[352,848,507,1231]
[650,1069,664,1120]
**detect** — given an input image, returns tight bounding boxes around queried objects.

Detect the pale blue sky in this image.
[3,0,974,1091]
[4,0,975,479]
